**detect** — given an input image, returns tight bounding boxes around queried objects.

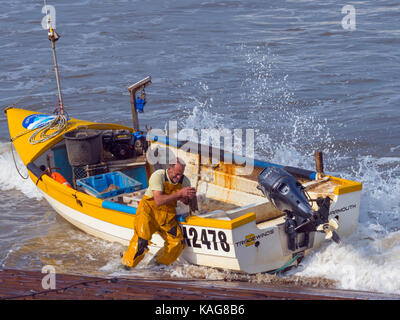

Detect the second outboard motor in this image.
[258,166,313,219]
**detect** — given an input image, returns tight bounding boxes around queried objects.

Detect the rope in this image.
[9,113,68,145]
[0,277,118,300]
[28,113,68,144]
[9,142,29,180]
[267,253,300,275]
[8,112,68,181]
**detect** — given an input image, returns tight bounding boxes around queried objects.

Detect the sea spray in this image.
[172,45,400,294]
[0,141,42,200]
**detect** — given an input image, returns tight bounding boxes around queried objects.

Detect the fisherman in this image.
[121,157,197,268]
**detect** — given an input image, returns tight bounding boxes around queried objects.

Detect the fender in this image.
[51,171,72,188]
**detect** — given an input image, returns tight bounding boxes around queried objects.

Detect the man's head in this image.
[167,157,186,184]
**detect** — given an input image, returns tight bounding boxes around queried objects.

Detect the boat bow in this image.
[5,107,133,165]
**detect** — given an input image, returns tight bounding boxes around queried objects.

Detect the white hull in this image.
[41,187,361,274]
[6,105,363,274]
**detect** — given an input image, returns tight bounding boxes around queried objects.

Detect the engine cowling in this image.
[258,166,313,219]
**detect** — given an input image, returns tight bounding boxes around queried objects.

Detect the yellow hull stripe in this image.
[181,212,256,230]
[328,176,363,195]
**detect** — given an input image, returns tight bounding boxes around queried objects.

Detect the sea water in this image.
[0,0,400,294]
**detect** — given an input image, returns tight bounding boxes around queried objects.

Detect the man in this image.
[121,157,197,268]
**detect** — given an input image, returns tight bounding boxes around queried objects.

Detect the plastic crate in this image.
[76,171,143,199]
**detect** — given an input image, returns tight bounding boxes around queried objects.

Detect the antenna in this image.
[44,0,64,115]
[23,1,68,145]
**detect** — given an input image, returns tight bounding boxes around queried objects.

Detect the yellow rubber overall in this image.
[121,178,185,268]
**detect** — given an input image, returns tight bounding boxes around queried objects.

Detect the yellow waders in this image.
[121,180,185,268]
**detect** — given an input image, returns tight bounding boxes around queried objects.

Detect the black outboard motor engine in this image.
[258,166,340,251]
[258,166,339,251]
[258,166,313,251]
[258,166,313,219]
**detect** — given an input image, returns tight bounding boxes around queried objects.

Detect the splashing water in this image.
[171,45,400,294]
[0,141,42,200]
[181,82,225,132]
[300,156,400,294]
[245,46,400,294]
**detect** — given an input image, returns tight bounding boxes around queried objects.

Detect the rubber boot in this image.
[121,234,149,268]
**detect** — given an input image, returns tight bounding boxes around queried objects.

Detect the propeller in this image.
[316,218,340,243]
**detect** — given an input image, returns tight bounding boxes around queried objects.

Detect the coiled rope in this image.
[9,110,68,145]
[28,113,68,144]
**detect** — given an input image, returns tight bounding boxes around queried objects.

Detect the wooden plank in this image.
[0,269,399,300]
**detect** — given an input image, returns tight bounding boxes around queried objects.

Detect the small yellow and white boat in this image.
[4,25,362,274]
[4,103,362,274]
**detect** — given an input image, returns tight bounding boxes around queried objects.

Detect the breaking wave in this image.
[0,141,42,200]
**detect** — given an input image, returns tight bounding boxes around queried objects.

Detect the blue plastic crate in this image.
[76,171,143,199]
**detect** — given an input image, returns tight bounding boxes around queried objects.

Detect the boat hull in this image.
[39,182,361,274]
[6,108,362,274]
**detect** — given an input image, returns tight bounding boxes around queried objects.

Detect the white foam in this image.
[0,142,42,200]
[293,229,400,294]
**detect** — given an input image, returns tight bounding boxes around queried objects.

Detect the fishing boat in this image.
[4,25,362,274]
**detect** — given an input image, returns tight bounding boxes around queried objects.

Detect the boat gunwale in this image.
[8,108,362,232]
[7,108,363,197]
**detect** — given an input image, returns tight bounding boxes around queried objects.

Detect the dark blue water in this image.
[1,0,400,293]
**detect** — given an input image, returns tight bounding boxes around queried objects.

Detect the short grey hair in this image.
[168,156,186,168]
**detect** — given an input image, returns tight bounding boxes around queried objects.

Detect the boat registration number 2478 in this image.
[181,226,231,253]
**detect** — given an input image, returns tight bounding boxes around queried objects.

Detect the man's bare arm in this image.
[153,190,182,207]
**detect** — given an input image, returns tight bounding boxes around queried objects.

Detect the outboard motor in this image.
[258,166,340,251]
[258,166,313,219]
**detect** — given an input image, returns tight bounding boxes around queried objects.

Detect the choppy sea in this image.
[1,0,400,294]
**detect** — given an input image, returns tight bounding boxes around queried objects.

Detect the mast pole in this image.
[48,27,64,115]
[50,36,64,115]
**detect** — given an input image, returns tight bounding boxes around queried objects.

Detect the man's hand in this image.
[179,187,196,199]
[153,187,196,207]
